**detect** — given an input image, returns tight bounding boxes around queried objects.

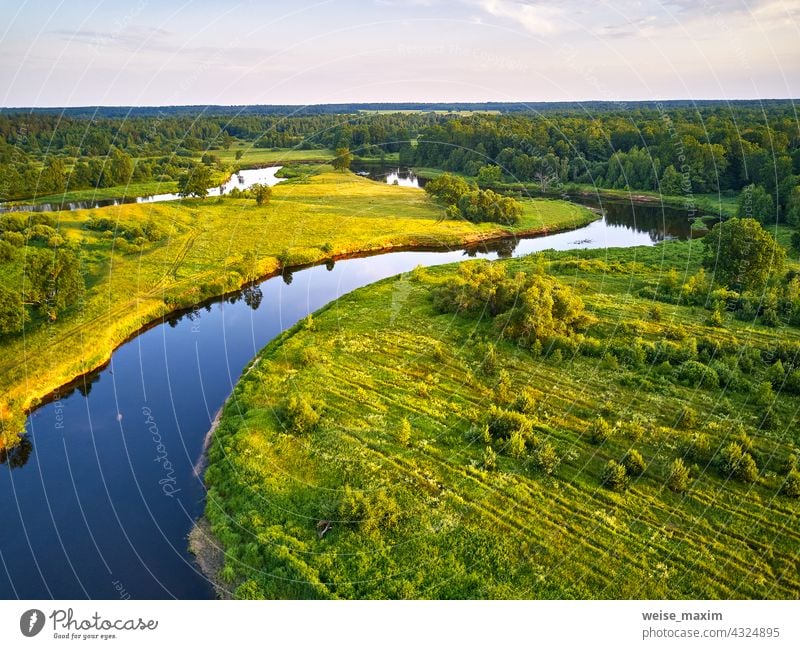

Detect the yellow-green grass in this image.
[212,147,334,165]
[0,170,596,445]
[202,242,800,599]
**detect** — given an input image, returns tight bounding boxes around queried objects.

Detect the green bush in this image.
[667,458,690,493]
[601,460,628,491]
[282,395,323,435]
[589,416,613,444]
[531,442,559,475]
[623,449,646,476]
[675,406,697,430]
[483,445,497,471]
[718,442,758,483]
[674,360,719,389]
[780,470,800,498]
[487,405,532,440]
[398,418,411,446]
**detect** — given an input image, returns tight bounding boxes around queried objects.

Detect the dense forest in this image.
[2,102,798,222]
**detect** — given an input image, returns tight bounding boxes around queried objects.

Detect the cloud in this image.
[468,0,797,39]
[476,0,568,35]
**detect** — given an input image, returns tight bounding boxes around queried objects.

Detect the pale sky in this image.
[1,0,798,106]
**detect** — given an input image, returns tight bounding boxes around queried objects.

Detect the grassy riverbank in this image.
[200,240,800,599]
[413,167,739,218]
[0,168,595,447]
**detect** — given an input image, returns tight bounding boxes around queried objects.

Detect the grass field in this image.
[0,168,595,446]
[200,240,800,599]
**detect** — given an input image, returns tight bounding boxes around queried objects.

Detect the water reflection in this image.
[570,196,709,242]
[0,436,33,470]
[353,164,423,188]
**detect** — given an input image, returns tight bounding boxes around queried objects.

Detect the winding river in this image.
[0,174,703,599]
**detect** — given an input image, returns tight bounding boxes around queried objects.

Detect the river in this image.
[0,174,703,599]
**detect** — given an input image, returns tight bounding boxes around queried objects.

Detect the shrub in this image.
[623,449,646,476]
[706,307,724,327]
[589,416,613,444]
[235,579,265,600]
[619,415,646,441]
[667,458,690,493]
[680,432,713,464]
[480,343,498,375]
[483,445,497,471]
[780,470,800,497]
[398,418,411,446]
[487,405,532,440]
[511,389,537,415]
[675,406,697,430]
[718,442,758,483]
[601,460,629,491]
[674,360,719,389]
[531,442,560,475]
[494,369,513,404]
[508,430,526,458]
[282,395,322,435]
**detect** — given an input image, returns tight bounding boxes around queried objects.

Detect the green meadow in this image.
[201,239,800,599]
[0,168,594,446]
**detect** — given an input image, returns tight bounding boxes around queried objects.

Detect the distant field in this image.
[202,241,800,599]
[213,147,334,165]
[358,109,501,115]
[0,168,594,443]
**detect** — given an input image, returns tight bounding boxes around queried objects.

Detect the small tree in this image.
[780,469,800,498]
[676,406,697,430]
[483,445,497,471]
[177,164,214,198]
[508,429,526,458]
[718,442,758,483]
[282,395,322,435]
[601,460,628,491]
[532,442,559,475]
[235,149,244,161]
[702,218,785,292]
[331,147,353,171]
[477,164,502,184]
[589,416,613,444]
[398,418,411,446]
[667,457,690,493]
[251,183,272,206]
[623,449,646,476]
[494,369,513,404]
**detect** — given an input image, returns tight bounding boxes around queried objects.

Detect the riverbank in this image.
[412,167,739,218]
[0,169,597,449]
[201,241,800,599]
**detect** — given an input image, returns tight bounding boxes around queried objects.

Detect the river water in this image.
[0,176,702,599]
